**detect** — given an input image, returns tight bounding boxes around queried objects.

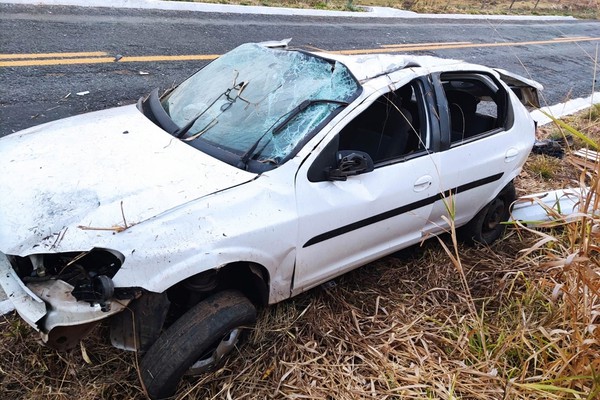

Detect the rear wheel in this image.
[460,182,516,245]
[140,290,256,400]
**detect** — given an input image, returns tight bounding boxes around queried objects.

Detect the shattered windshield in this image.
[162,43,360,170]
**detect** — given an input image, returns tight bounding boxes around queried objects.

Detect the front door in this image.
[293,80,441,295]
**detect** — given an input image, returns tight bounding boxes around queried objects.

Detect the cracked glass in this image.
[162,43,360,166]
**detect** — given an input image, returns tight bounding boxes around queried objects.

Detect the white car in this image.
[0,41,541,399]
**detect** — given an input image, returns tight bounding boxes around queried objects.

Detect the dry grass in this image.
[2,106,600,399]
[171,0,599,19]
[397,0,599,19]
[519,103,600,194]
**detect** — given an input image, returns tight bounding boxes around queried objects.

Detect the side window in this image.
[337,80,429,165]
[441,73,507,144]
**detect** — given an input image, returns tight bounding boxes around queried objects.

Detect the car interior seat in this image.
[339,93,413,163]
[446,90,497,142]
[447,90,476,141]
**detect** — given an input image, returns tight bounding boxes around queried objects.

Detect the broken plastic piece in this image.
[71,275,115,311]
[531,136,572,158]
[510,188,582,225]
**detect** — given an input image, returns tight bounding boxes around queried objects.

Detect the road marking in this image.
[552,36,590,40]
[1,37,598,67]
[121,54,220,62]
[333,36,600,55]
[0,51,108,60]
[0,54,220,67]
[1,57,116,67]
[381,41,472,48]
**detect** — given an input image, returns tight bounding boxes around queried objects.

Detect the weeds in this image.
[526,154,562,180]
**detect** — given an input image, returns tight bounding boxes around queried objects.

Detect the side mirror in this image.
[328,150,374,181]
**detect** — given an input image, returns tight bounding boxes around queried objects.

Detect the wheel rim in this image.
[186,328,242,376]
[482,198,505,234]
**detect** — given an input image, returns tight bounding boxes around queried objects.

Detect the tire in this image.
[459,182,516,245]
[140,290,256,400]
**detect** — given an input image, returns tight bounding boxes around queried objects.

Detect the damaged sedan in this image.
[0,40,541,399]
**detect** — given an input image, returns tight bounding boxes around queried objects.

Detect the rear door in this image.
[425,70,532,233]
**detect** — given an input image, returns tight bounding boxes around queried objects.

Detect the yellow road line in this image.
[0,51,108,60]
[381,41,472,48]
[0,54,219,67]
[333,36,600,55]
[1,57,116,67]
[552,36,590,40]
[1,37,598,67]
[121,54,219,62]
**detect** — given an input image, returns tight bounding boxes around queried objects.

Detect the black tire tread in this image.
[459,182,516,245]
[140,290,256,399]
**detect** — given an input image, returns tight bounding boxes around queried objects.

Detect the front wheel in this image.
[459,182,516,245]
[140,290,256,400]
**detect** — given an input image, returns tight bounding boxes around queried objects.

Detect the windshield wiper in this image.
[238,99,349,169]
[174,80,249,139]
[271,99,348,135]
[173,93,225,139]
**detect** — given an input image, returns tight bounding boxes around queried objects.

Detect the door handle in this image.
[505,147,519,163]
[414,175,432,192]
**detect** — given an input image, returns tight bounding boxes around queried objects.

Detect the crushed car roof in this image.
[312,51,464,82]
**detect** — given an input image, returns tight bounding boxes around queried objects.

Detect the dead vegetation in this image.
[519,103,600,193]
[172,0,599,19]
[397,0,599,19]
[2,105,600,399]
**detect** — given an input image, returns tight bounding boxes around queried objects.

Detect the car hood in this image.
[0,104,256,255]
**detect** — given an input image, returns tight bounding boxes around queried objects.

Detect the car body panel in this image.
[294,151,441,294]
[510,188,582,224]
[104,163,299,300]
[0,105,256,257]
[429,88,535,231]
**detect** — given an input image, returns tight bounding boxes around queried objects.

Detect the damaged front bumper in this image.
[0,251,129,350]
[0,252,46,326]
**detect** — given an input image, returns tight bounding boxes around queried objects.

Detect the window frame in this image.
[432,71,510,151]
[336,78,435,170]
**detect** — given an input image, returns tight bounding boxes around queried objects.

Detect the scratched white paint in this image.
[0,105,256,256]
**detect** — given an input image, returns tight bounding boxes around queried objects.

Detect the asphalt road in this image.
[1,3,600,137]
